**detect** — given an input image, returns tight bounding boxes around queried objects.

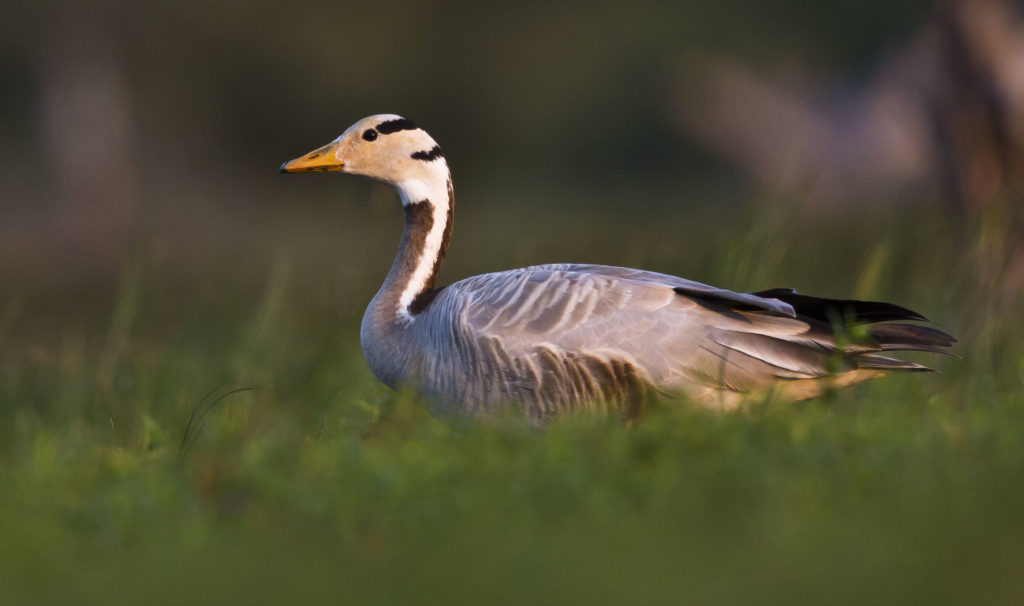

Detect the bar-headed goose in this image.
[281,114,955,420]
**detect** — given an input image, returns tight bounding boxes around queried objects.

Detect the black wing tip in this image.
[868,323,958,353]
[753,288,959,364]
[855,354,938,372]
[751,288,936,325]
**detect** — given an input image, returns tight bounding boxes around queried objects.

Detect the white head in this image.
[280,114,448,206]
[283,115,455,326]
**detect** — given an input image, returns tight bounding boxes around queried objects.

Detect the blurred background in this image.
[2,0,1022,309]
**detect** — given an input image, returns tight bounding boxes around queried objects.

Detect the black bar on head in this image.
[411,145,444,161]
[376,118,418,134]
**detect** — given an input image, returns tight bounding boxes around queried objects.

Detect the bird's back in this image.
[376,264,953,418]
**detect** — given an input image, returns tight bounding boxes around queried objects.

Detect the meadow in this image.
[1,177,1022,604]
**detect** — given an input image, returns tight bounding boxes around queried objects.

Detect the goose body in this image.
[281,114,955,419]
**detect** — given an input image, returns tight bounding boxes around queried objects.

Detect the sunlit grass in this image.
[1,192,1022,604]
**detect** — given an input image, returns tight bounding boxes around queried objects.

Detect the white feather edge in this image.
[395,172,450,325]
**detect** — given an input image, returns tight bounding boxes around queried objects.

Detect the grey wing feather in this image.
[427,263,951,410]
[563,264,797,317]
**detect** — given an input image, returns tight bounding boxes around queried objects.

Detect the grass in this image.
[1,187,1022,605]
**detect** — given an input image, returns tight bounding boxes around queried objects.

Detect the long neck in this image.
[374,166,454,326]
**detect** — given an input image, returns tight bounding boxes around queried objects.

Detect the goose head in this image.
[280,114,446,194]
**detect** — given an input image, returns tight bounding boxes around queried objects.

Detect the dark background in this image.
[2,0,953,294]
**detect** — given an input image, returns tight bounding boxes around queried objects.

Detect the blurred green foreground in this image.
[1,189,1022,605]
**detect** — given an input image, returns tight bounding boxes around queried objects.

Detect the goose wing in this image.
[436,263,953,399]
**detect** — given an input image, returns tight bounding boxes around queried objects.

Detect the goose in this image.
[280,114,955,419]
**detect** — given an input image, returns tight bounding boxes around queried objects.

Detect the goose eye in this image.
[362,129,379,141]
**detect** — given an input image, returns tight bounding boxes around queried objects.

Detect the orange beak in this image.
[279,141,344,173]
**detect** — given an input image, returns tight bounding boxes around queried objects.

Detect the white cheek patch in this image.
[396,178,434,207]
[395,160,450,206]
